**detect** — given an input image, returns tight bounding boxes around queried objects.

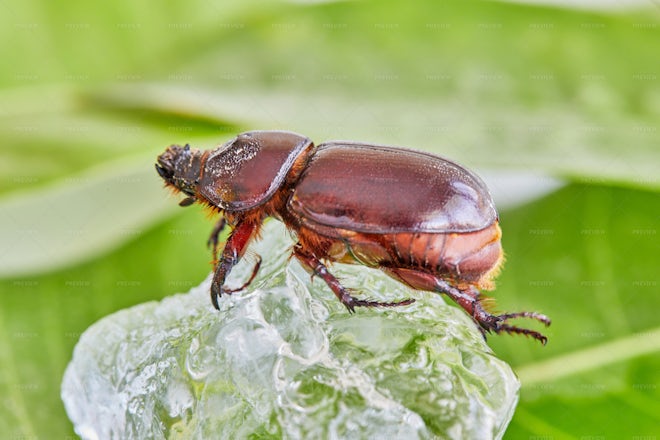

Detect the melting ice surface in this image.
[61,220,519,439]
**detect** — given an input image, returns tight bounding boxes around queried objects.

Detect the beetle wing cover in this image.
[200,131,313,211]
[289,143,497,234]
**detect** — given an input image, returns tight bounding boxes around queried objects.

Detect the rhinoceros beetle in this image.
[156,131,550,344]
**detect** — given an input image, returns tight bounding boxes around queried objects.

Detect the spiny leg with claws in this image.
[207,218,227,270]
[209,219,263,309]
[433,280,551,345]
[293,244,415,313]
[382,267,550,344]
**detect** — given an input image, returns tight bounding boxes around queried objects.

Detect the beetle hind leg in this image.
[293,244,414,313]
[490,322,549,345]
[433,279,550,345]
[487,311,551,345]
[496,311,552,326]
[479,308,551,344]
[384,268,550,344]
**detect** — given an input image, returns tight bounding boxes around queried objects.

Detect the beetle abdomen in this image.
[297,222,503,289]
[361,224,502,286]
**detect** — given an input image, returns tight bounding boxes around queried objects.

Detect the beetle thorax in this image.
[155,144,206,197]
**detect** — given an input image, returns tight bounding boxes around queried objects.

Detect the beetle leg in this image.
[293,244,414,313]
[210,220,258,309]
[496,311,552,327]
[207,218,227,269]
[223,255,262,294]
[487,309,550,345]
[434,280,550,345]
[491,323,549,345]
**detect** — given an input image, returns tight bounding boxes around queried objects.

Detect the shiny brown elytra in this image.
[156,131,550,344]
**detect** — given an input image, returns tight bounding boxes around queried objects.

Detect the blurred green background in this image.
[0,0,658,438]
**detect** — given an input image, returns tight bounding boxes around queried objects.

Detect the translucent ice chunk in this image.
[62,220,519,439]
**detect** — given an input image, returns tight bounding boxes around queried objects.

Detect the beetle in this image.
[156,131,550,344]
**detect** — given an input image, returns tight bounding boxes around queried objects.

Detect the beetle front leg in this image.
[207,218,227,269]
[222,255,262,294]
[210,220,259,309]
[293,244,414,313]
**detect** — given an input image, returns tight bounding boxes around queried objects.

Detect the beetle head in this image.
[156,144,204,204]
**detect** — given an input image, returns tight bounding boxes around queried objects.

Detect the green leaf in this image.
[85,0,659,189]
[3,0,658,192]
[488,185,660,438]
[0,208,213,438]
[0,155,174,277]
